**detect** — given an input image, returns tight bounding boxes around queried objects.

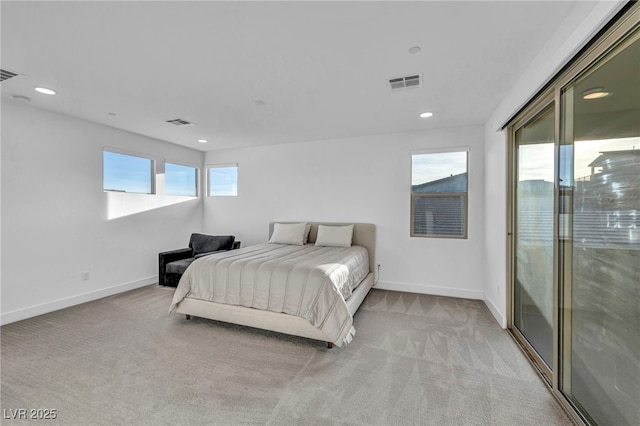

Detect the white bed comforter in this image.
[169,243,370,346]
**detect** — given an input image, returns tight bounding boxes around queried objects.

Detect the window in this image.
[165,162,198,196]
[103,150,154,194]
[208,165,238,196]
[411,149,468,238]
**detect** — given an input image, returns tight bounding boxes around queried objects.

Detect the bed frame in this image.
[175,222,376,348]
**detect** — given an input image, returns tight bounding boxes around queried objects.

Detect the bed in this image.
[169,222,376,347]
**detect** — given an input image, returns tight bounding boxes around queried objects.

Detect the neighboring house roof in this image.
[517,179,555,194]
[412,172,467,193]
[588,149,640,168]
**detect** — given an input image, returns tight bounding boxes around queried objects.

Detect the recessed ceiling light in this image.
[581,87,612,100]
[419,112,433,118]
[35,87,56,95]
[408,46,421,54]
[108,112,117,116]
[197,139,208,144]
[12,95,30,102]
[255,100,266,106]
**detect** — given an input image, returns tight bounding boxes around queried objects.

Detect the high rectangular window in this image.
[411,150,468,238]
[165,162,198,197]
[103,150,154,194]
[208,165,238,196]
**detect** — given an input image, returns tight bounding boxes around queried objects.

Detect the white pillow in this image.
[314,224,354,247]
[269,223,307,245]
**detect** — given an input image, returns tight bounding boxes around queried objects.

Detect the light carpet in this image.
[1,286,570,425]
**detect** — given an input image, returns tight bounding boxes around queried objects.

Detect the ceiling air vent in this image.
[165,118,196,127]
[1,69,19,82]
[389,74,421,90]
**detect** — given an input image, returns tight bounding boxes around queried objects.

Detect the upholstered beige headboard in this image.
[268,222,376,273]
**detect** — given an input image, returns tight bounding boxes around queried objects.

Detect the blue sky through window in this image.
[103,151,153,194]
[209,166,238,196]
[412,151,467,186]
[166,162,197,196]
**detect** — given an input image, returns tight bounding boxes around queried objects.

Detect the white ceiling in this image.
[1,1,588,151]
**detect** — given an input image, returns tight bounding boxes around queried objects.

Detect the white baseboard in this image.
[374,280,507,327]
[374,280,484,300]
[483,295,506,328]
[2,277,508,329]
[1,276,157,326]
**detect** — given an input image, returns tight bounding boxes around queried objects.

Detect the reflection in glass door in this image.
[513,105,555,374]
[508,6,639,424]
[559,32,640,425]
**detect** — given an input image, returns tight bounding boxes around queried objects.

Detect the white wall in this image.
[1,100,204,324]
[482,1,625,327]
[204,126,486,300]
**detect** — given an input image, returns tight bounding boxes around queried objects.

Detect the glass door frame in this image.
[507,91,558,384]
[555,25,640,426]
[506,3,640,424]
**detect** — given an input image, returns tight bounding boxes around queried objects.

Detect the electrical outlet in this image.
[81,271,90,281]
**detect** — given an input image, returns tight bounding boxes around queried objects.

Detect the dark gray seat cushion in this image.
[166,235,235,275]
[189,234,235,255]
[165,249,230,274]
[165,258,195,275]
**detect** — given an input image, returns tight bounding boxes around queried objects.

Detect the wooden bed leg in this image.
[185,314,191,320]
[327,342,333,349]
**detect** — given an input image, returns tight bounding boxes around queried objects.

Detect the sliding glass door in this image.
[559,31,640,426]
[512,105,555,377]
[508,6,639,424]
